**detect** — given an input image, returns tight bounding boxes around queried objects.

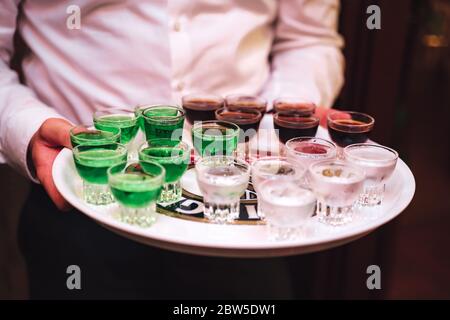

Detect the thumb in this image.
[39,118,73,149]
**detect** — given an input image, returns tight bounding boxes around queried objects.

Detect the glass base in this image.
[316,200,354,226]
[268,224,302,241]
[83,182,114,205]
[119,203,157,228]
[203,200,239,224]
[256,202,266,219]
[158,181,182,204]
[359,184,385,207]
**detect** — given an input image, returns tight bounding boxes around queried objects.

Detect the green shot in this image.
[191,120,239,157]
[139,139,190,204]
[108,161,165,227]
[70,125,121,148]
[93,109,139,145]
[73,143,128,205]
[142,105,184,142]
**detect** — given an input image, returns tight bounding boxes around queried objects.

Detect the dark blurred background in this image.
[1,0,449,299]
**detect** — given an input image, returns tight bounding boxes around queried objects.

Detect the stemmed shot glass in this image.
[195,156,250,223]
[215,107,262,161]
[139,139,190,204]
[309,160,365,226]
[72,142,128,205]
[273,112,320,144]
[142,105,185,141]
[108,160,165,227]
[327,111,375,157]
[344,143,398,207]
[191,120,239,158]
[258,179,316,241]
[93,108,139,159]
[251,157,304,219]
[70,124,120,147]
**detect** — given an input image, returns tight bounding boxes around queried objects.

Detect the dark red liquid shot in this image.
[273,113,319,144]
[182,98,224,124]
[328,119,372,147]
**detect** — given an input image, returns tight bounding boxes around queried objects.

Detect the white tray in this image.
[53,128,415,258]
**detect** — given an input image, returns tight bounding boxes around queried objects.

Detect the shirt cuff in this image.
[1,101,67,183]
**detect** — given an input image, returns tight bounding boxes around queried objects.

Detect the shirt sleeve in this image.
[261,0,345,108]
[0,0,66,182]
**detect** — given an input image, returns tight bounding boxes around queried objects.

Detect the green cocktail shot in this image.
[191,120,239,157]
[93,108,139,145]
[142,105,184,142]
[70,124,121,147]
[138,139,190,204]
[108,161,165,227]
[73,143,127,205]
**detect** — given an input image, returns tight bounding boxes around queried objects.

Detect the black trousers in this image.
[18,185,312,299]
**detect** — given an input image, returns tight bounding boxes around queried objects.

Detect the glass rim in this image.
[343,143,399,163]
[70,124,122,139]
[72,142,128,160]
[273,112,320,128]
[273,97,317,111]
[192,120,240,138]
[93,108,137,121]
[285,137,337,156]
[215,107,262,125]
[181,93,224,111]
[251,156,303,177]
[327,110,375,126]
[195,155,250,174]
[107,160,166,186]
[225,94,267,104]
[138,139,191,161]
[308,159,366,183]
[141,104,185,121]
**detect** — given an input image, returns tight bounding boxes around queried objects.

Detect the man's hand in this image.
[30,118,73,211]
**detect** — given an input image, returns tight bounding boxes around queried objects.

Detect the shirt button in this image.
[172,80,185,91]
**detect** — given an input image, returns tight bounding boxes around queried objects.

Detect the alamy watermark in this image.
[66,265,81,290]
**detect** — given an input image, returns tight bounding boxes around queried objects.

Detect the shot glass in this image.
[72,143,128,205]
[273,112,320,144]
[327,111,375,148]
[195,156,250,223]
[70,124,120,147]
[285,137,337,186]
[258,179,316,241]
[108,161,165,227]
[191,120,240,157]
[344,143,398,206]
[309,160,365,226]
[93,108,139,145]
[225,94,267,114]
[251,156,304,219]
[273,97,316,116]
[139,139,190,204]
[215,107,262,161]
[142,105,185,142]
[182,93,224,125]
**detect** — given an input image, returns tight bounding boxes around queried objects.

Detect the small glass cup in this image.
[70,124,121,148]
[138,139,190,204]
[273,97,316,116]
[258,179,316,241]
[327,111,375,148]
[182,94,224,125]
[142,105,185,142]
[285,137,337,186]
[191,120,240,157]
[215,107,262,161]
[93,108,139,145]
[225,94,267,114]
[108,161,165,227]
[273,112,320,144]
[309,160,365,226]
[72,143,128,205]
[251,157,304,219]
[195,156,250,223]
[344,143,398,206]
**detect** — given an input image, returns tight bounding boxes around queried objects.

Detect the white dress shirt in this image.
[0,0,344,181]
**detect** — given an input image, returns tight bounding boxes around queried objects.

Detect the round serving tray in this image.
[53,127,415,257]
